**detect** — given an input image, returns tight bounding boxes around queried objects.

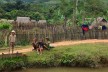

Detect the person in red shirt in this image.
[82,24,89,35]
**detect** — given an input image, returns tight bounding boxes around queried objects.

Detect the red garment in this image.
[82,27,89,31]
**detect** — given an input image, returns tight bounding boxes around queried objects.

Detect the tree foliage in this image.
[0,0,108,25]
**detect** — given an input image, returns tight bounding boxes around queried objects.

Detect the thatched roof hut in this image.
[31,20,37,23]
[16,17,31,24]
[38,20,47,24]
[31,20,38,27]
[15,17,33,29]
[89,17,107,29]
[91,17,107,26]
[37,20,47,28]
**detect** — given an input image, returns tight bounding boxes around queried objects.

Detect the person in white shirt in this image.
[9,30,16,54]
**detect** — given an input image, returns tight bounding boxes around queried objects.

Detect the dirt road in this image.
[0,39,108,54]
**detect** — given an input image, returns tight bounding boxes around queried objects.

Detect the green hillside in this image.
[0,0,108,25]
[0,0,51,3]
[0,0,108,5]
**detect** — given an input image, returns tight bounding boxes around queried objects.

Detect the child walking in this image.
[9,30,16,54]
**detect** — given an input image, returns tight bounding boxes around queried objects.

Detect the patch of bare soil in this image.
[1,39,108,55]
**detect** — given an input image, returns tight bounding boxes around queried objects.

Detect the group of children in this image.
[9,30,53,54]
[32,37,52,54]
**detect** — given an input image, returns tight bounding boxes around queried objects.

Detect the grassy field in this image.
[0,43,108,71]
[26,43,108,67]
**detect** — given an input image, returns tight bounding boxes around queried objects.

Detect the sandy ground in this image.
[0,39,108,55]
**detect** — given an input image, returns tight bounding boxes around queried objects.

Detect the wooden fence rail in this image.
[1,25,108,47]
[16,27,108,43]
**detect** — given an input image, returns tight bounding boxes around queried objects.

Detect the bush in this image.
[0,56,27,71]
[0,21,12,30]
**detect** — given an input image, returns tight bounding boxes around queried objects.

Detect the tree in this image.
[83,0,107,17]
[2,2,15,12]
[0,0,108,26]
[29,12,45,21]
[57,0,73,26]
[15,0,28,10]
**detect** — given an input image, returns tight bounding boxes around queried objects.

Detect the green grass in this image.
[27,43,108,59]
[26,43,108,67]
[1,43,108,71]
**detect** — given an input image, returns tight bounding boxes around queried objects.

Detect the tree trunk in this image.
[63,16,67,40]
[73,0,78,27]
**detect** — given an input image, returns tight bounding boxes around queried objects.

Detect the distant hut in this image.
[89,17,107,29]
[15,17,33,29]
[31,20,36,23]
[16,17,31,24]
[38,20,47,24]
[31,20,38,26]
[37,20,47,28]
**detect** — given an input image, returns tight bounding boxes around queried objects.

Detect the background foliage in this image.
[0,0,108,25]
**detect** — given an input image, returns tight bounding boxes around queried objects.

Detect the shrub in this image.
[0,56,27,71]
[0,21,12,30]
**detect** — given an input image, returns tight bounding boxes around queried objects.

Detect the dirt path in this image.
[1,39,108,54]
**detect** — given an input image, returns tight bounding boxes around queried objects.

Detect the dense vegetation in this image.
[0,21,12,30]
[1,43,108,71]
[0,20,13,47]
[0,0,108,25]
[0,56,27,72]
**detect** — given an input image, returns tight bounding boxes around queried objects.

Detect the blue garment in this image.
[102,26,107,30]
[38,42,45,48]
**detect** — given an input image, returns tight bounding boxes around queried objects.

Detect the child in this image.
[45,37,54,50]
[32,38,38,50]
[45,37,51,50]
[37,39,44,55]
[9,30,16,54]
[46,37,50,46]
